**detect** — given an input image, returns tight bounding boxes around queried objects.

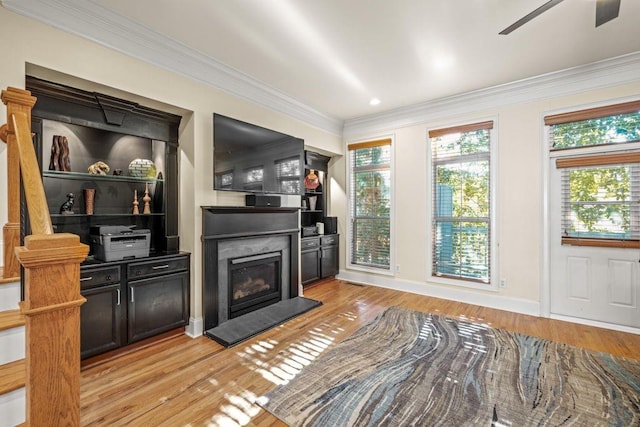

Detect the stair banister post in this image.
[1,87,36,278]
[3,86,89,426]
[16,233,88,426]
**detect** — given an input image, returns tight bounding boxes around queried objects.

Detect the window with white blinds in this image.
[546,100,640,150]
[348,138,392,270]
[429,121,493,284]
[547,101,640,248]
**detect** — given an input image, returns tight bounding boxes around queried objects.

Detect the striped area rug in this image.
[260,306,640,426]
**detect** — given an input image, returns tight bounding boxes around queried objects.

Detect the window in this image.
[348,138,392,270]
[429,121,494,284]
[547,100,640,248]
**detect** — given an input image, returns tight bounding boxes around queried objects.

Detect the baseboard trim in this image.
[185,316,203,338]
[550,314,640,335]
[337,270,540,317]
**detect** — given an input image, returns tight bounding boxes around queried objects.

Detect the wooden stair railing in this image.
[2,87,89,426]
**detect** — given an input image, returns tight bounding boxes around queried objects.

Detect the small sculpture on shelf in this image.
[143,182,151,214]
[132,189,139,215]
[49,135,71,172]
[59,192,75,215]
[88,161,110,175]
[83,188,96,215]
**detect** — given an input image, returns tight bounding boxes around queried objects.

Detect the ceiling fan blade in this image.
[499,0,566,35]
[595,0,621,27]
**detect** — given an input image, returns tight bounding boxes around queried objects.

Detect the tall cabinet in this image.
[25,76,190,359]
[300,151,339,285]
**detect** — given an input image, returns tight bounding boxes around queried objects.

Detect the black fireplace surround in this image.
[201,207,301,332]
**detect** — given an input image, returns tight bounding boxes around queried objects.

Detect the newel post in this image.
[16,233,89,426]
[1,87,36,278]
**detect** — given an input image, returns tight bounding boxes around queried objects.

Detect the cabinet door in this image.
[80,283,123,359]
[321,245,339,278]
[128,271,189,343]
[301,249,321,284]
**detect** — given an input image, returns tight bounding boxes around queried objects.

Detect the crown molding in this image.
[1,0,344,136]
[344,51,640,137]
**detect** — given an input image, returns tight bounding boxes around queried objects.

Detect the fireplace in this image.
[228,252,281,318]
[201,206,300,331]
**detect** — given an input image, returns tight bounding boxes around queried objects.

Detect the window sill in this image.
[428,274,497,291]
[346,263,394,277]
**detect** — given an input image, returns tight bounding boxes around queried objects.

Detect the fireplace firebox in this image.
[229,252,281,318]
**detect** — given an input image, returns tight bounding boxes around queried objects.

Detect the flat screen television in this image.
[213,114,304,195]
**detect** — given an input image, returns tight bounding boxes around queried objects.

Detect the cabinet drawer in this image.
[321,235,339,246]
[80,265,120,289]
[301,237,320,249]
[128,256,189,280]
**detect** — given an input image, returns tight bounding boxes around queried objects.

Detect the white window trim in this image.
[346,134,395,276]
[426,119,499,291]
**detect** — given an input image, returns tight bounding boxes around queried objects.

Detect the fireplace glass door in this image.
[228,252,282,318]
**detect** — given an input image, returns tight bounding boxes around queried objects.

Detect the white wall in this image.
[0,7,342,326]
[340,82,640,316]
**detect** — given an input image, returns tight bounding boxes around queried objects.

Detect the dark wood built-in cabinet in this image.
[301,234,339,285]
[301,151,339,284]
[24,76,190,359]
[80,254,190,359]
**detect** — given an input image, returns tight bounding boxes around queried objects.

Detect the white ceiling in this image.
[4,0,640,131]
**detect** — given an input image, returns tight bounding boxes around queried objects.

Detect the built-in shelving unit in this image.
[25,76,190,360]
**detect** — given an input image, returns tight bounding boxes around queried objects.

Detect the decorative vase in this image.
[308,195,317,211]
[84,188,96,215]
[128,158,157,178]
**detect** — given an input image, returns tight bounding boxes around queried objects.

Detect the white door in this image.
[549,157,640,328]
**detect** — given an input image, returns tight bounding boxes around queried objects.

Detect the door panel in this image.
[608,260,635,307]
[549,158,640,328]
[567,256,591,301]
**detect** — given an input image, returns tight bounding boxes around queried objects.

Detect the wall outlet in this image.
[499,278,507,288]
[395,264,400,272]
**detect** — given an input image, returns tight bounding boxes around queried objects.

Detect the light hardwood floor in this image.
[80,279,640,426]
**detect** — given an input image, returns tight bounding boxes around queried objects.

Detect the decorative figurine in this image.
[49,135,71,172]
[59,192,75,215]
[143,182,151,214]
[88,161,110,175]
[132,189,139,215]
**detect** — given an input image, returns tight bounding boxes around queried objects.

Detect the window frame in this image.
[346,135,395,275]
[427,120,498,290]
[546,99,640,249]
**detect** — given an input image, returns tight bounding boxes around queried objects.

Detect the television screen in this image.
[213,114,304,195]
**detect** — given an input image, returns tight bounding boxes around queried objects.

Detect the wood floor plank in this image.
[80,279,640,426]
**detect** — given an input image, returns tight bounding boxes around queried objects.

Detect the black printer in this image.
[90,225,151,262]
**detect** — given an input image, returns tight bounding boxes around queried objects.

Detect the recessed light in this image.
[369,98,381,106]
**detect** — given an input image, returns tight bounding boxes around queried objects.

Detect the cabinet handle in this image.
[152,264,170,270]
[80,276,92,282]
[116,289,121,306]
[130,287,134,303]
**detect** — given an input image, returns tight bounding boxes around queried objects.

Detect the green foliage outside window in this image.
[351,145,391,269]
[432,129,491,283]
[552,109,640,240]
[552,113,640,149]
